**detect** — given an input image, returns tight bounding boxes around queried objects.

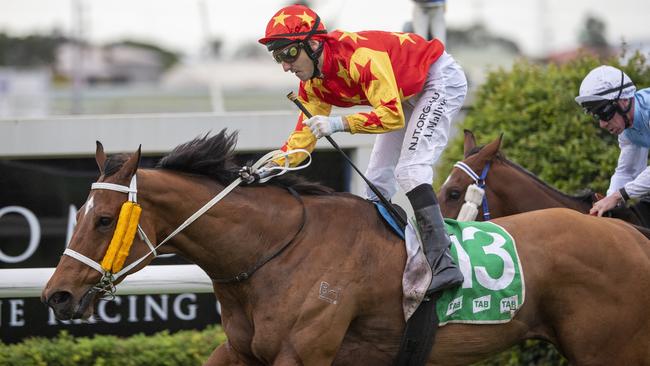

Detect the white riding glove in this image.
[303,115,345,139]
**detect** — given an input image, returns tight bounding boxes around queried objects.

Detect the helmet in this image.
[576,65,636,126]
[258,5,327,51]
[575,65,636,106]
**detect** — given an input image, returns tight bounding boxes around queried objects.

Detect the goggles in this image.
[272,43,302,64]
[583,101,618,122]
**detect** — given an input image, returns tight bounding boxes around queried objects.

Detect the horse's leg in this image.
[288,300,358,366]
[204,343,255,366]
[271,346,307,366]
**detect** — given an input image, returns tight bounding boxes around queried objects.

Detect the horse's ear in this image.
[481,134,503,160]
[95,141,106,175]
[118,145,142,179]
[463,129,477,158]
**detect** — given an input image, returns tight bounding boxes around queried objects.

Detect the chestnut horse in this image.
[43,131,650,365]
[438,130,648,227]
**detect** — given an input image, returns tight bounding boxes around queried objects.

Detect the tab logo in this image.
[472,295,491,313]
[446,296,463,316]
[500,295,519,313]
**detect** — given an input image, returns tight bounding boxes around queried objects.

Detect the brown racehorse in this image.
[42,131,650,365]
[438,130,649,228]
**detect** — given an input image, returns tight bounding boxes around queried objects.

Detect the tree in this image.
[578,15,608,49]
[0,33,67,67]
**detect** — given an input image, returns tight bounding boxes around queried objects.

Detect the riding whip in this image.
[287,92,407,228]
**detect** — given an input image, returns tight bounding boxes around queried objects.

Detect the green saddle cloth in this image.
[437,219,525,325]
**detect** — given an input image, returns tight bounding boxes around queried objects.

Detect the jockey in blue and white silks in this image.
[576,65,650,216]
[610,88,650,198]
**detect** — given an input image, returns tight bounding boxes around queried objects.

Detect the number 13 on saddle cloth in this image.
[401,218,524,325]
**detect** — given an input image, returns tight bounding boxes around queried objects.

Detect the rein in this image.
[63,149,311,299]
[212,186,307,284]
[453,161,492,221]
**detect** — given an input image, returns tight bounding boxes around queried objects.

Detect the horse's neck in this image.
[492,162,591,214]
[138,170,304,279]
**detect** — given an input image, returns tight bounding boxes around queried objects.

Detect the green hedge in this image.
[1,327,564,365]
[474,340,567,365]
[0,326,226,366]
[435,52,650,194]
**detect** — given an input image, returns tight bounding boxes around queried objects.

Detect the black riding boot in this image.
[406,184,463,295]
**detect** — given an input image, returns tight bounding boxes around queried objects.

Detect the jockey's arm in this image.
[607,134,649,197]
[274,85,332,167]
[344,49,406,134]
[593,136,650,216]
[621,165,650,199]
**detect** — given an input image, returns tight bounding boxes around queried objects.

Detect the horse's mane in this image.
[502,158,595,204]
[156,130,333,195]
[468,145,595,204]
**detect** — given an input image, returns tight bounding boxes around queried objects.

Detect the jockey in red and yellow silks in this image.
[257,4,468,296]
[280,29,445,166]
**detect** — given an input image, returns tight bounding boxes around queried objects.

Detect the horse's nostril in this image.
[47,291,72,307]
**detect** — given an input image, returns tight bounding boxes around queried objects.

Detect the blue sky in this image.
[0,0,648,58]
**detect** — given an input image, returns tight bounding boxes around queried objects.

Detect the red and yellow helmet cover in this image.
[258,5,327,45]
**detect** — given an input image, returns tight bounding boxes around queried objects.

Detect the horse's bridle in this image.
[63,174,158,299]
[62,149,311,299]
[63,172,246,299]
[453,161,492,221]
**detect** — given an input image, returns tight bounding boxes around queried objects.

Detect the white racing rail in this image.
[0,265,213,298]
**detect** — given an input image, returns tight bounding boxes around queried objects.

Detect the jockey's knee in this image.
[395,163,434,194]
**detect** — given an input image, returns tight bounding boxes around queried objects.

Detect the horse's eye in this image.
[97,216,113,228]
[448,189,462,200]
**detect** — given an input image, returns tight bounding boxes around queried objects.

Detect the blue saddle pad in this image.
[373,202,406,240]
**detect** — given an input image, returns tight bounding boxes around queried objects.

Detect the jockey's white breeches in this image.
[364,51,467,200]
